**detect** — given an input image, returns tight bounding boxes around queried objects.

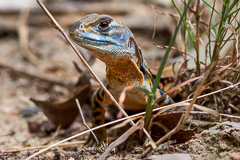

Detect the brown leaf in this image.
[30,72,91,129]
[150,113,197,144]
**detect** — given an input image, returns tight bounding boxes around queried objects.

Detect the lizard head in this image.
[70,13,142,66]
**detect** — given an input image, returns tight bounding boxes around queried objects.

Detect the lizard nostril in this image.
[80,24,84,30]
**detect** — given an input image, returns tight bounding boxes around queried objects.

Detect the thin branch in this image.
[17,6,44,66]
[75,99,98,144]
[3,141,85,153]
[180,111,240,119]
[195,0,200,76]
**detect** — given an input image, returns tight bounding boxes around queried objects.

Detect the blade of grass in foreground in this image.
[207,0,217,62]
[211,0,238,63]
[143,0,192,131]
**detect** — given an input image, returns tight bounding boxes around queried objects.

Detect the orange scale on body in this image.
[159,82,163,89]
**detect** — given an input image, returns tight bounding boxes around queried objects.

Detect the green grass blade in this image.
[211,0,229,62]
[208,0,217,61]
[202,0,221,16]
[226,0,239,16]
[233,72,239,84]
[200,21,220,37]
[172,0,195,46]
[143,0,192,131]
[136,87,151,95]
[228,8,240,18]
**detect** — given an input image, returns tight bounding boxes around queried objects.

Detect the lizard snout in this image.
[70,21,85,34]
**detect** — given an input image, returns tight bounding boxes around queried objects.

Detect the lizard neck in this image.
[106,59,144,89]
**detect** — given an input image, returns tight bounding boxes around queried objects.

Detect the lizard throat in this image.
[106,60,144,88]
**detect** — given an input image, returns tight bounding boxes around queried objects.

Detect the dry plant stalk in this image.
[195,0,201,76]
[3,141,85,153]
[17,6,44,66]
[75,99,98,143]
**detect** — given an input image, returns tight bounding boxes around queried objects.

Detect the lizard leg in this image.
[91,87,107,143]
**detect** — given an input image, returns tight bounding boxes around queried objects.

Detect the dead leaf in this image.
[30,72,91,129]
[151,113,197,144]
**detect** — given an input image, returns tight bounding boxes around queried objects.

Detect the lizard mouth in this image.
[69,29,113,45]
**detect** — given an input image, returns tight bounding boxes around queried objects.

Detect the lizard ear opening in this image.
[128,36,144,71]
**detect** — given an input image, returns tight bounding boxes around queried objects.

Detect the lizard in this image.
[69,13,173,142]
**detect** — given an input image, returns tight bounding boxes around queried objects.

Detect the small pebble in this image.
[19,108,40,117]
[219,142,228,151]
[15,135,28,143]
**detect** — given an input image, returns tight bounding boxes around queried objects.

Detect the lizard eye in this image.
[98,20,110,30]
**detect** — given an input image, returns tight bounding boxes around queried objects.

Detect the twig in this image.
[195,0,201,76]
[204,61,240,87]
[153,44,195,59]
[17,6,44,66]
[184,111,240,120]
[183,70,211,122]
[75,99,98,144]
[2,141,85,153]
[48,125,61,145]
[72,61,83,73]
[0,131,15,137]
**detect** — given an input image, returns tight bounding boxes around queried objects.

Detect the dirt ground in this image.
[0,0,239,159]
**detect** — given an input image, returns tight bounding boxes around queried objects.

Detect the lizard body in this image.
[70,13,173,141]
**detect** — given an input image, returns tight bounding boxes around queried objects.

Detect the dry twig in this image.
[75,99,98,144]
[17,6,44,66]
[2,141,85,153]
